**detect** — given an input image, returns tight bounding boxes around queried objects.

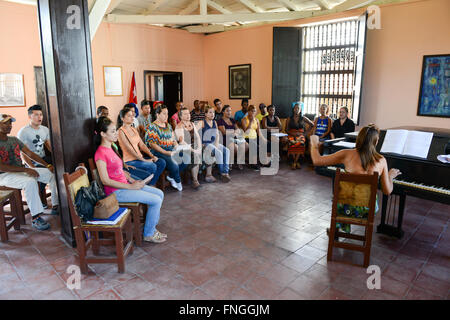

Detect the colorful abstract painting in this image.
[417,54,450,118]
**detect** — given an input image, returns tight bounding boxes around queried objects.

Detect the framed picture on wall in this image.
[417,54,450,118]
[103,66,123,96]
[229,64,251,99]
[0,73,25,107]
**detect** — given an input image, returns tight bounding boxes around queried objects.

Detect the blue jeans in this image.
[114,186,164,237]
[204,143,230,174]
[152,150,187,183]
[125,158,166,185]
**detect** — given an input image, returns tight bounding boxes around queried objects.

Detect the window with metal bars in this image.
[301,18,363,122]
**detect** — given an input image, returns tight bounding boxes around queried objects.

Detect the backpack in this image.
[74,180,106,222]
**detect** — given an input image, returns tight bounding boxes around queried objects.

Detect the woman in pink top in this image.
[169,101,183,129]
[94,117,167,243]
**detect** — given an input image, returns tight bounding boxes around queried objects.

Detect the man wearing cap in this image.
[0,114,58,231]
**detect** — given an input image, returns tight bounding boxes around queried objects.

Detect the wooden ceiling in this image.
[4,0,412,34]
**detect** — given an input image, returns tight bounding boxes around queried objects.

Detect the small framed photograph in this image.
[0,73,25,107]
[103,66,123,96]
[229,64,251,99]
[417,54,450,118]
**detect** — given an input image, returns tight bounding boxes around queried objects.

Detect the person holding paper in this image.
[94,117,166,244]
[261,104,283,158]
[174,107,203,189]
[197,106,231,182]
[217,105,248,170]
[117,105,166,186]
[330,107,355,139]
[241,105,268,170]
[310,124,402,232]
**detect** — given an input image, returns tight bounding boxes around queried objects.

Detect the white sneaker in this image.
[175,182,183,191]
[166,176,178,189]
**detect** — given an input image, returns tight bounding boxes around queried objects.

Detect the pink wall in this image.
[91,23,205,123]
[1,0,448,136]
[204,0,450,129]
[0,1,42,135]
[203,25,273,111]
[361,0,450,129]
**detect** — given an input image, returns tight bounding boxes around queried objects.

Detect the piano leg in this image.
[376,193,405,239]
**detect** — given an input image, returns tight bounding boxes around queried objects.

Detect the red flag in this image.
[128,72,137,104]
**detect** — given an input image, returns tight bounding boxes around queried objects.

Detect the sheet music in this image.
[381,130,409,154]
[402,131,433,158]
[381,129,433,158]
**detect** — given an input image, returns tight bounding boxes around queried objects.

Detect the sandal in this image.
[156,229,167,238]
[205,175,217,183]
[192,180,200,189]
[144,231,166,243]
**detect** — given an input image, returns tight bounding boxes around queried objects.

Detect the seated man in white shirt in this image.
[18,105,54,209]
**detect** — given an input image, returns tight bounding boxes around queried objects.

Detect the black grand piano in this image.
[319,126,450,238]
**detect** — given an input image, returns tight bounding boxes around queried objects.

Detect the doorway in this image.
[143,71,182,118]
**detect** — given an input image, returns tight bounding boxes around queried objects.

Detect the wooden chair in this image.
[63,166,133,274]
[0,186,29,225]
[327,168,378,268]
[88,158,146,247]
[0,190,21,242]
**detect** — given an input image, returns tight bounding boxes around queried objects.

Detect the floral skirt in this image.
[336,197,379,233]
[287,129,305,155]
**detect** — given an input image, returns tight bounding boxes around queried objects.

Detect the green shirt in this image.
[0,136,25,168]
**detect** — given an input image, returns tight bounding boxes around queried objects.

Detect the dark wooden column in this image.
[37,0,96,246]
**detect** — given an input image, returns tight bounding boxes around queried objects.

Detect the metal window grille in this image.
[301,19,360,121]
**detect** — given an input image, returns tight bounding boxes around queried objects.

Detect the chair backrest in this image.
[63,166,90,228]
[280,118,288,133]
[332,168,378,222]
[88,158,104,190]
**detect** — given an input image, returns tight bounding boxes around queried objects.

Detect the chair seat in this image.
[79,210,130,229]
[0,190,14,203]
[335,216,370,226]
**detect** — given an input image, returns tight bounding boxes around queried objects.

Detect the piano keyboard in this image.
[326,166,450,196]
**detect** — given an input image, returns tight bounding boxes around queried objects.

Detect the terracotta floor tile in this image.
[201,276,239,300]
[222,262,256,284]
[202,254,234,274]
[421,262,450,283]
[138,265,178,286]
[317,287,351,300]
[0,286,33,300]
[288,275,329,299]
[382,263,419,284]
[72,276,111,300]
[274,287,308,300]
[244,275,284,299]
[405,286,445,300]
[280,253,317,274]
[363,290,401,300]
[378,275,411,298]
[114,277,155,299]
[413,272,450,297]
[84,289,121,300]
[263,263,300,287]
[180,264,219,286]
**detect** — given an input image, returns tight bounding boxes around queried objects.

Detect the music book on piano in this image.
[380,129,433,158]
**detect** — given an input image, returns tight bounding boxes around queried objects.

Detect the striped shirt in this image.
[190,110,205,123]
[145,122,175,151]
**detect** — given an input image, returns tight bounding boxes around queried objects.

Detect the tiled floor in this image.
[0,162,449,300]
